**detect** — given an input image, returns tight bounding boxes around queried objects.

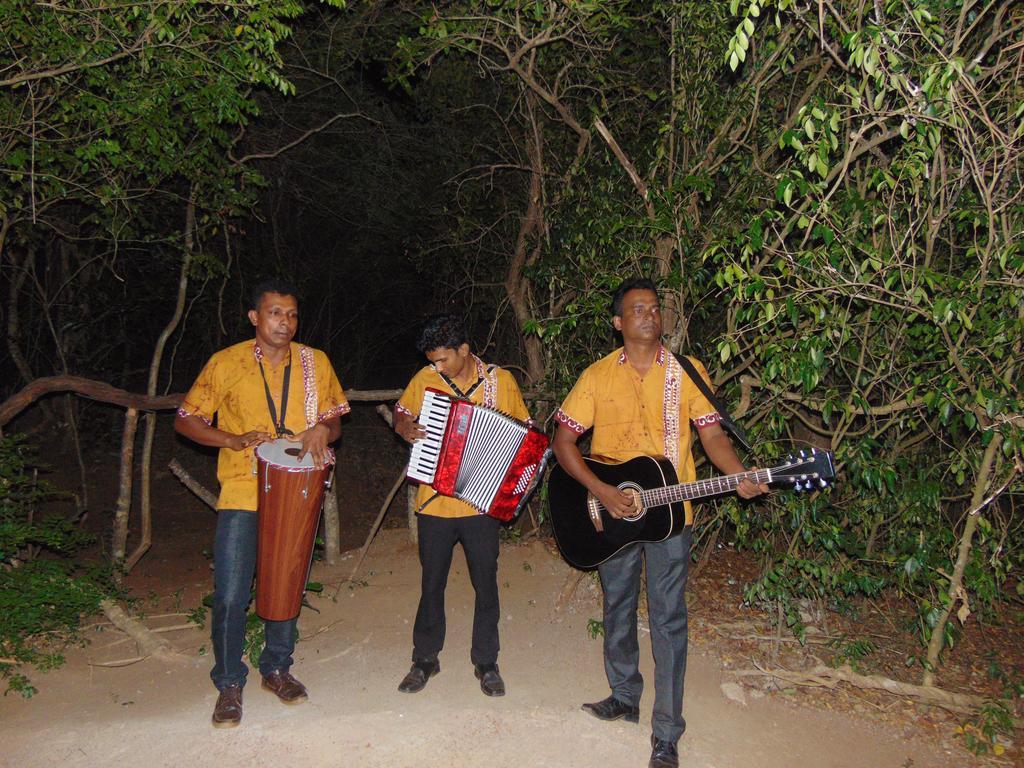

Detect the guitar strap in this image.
[673,353,754,455]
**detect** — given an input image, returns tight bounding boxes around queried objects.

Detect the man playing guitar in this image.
[551,278,766,768]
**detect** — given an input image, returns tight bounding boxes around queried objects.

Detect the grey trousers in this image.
[597,526,692,742]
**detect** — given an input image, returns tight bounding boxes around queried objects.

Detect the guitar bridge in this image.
[586,497,604,533]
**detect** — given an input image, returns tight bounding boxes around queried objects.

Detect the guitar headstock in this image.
[771,448,836,492]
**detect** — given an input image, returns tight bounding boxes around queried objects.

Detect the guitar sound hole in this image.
[620,484,645,521]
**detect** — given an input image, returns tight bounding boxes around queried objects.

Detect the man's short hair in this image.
[611,277,658,317]
[250,279,300,311]
[417,313,470,354]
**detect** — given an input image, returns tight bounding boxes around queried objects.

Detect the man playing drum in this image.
[393,314,531,698]
[175,280,349,728]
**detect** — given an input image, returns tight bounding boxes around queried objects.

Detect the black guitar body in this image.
[548,455,687,570]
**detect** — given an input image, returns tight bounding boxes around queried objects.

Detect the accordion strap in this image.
[415,491,442,515]
[435,364,495,400]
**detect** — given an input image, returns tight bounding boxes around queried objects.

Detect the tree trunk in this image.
[127,194,197,573]
[111,408,140,566]
[5,248,56,424]
[922,433,1002,686]
[504,93,547,384]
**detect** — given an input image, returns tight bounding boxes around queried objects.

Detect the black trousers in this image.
[597,526,692,743]
[412,513,501,667]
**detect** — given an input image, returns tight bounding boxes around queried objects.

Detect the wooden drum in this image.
[255,439,331,621]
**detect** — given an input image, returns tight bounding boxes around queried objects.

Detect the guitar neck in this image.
[641,467,772,508]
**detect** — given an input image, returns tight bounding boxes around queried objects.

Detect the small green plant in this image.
[828,636,875,672]
[955,657,1023,756]
[186,602,209,630]
[0,434,117,696]
[587,618,604,639]
[499,525,523,543]
[957,700,1013,757]
[3,673,37,699]
[243,611,266,667]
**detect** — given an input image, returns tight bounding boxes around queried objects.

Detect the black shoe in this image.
[649,735,679,768]
[474,663,505,697]
[581,694,639,723]
[398,660,440,693]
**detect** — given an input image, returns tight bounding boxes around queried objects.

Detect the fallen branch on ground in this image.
[99,599,181,661]
[735,661,986,714]
[555,570,588,612]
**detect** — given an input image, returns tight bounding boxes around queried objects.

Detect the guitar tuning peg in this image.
[800,449,807,458]
[819,479,828,488]
[794,481,803,492]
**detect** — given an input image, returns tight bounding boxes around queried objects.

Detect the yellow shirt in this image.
[555,346,719,524]
[178,339,349,511]
[397,356,530,518]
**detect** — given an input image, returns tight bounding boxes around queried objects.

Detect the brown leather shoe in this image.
[211,684,243,728]
[398,660,440,693]
[261,669,308,704]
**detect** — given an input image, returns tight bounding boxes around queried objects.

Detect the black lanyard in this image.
[258,352,293,436]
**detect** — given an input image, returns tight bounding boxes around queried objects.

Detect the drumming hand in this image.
[287,423,333,469]
[226,430,271,451]
[595,482,639,520]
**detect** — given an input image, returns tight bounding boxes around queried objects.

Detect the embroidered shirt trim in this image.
[554,409,586,434]
[176,406,211,425]
[693,411,721,429]
[662,353,683,474]
[617,346,667,366]
[299,346,317,429]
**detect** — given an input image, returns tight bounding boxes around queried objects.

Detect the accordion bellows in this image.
[407,388,550,521]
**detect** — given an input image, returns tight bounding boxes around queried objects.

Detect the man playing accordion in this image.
[393,313,531,698]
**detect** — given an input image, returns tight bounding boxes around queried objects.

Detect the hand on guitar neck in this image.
[699,423,769,500]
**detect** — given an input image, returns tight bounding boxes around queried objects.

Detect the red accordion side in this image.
[412,389,550,522]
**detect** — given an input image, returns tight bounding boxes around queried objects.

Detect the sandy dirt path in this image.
[1,531,965,768]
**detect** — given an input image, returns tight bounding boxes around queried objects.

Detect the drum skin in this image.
[255,441,330,621]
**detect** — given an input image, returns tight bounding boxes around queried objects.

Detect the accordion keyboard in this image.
[406,389,452,484]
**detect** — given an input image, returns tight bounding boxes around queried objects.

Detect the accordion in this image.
[407,388,551,521]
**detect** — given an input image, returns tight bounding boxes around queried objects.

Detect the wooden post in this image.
[322,479,340,566]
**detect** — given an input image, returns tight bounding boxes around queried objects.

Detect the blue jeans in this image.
[597,526,692,743]
[210,509,298,691]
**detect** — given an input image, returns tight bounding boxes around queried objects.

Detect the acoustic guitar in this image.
[548,449,835,569]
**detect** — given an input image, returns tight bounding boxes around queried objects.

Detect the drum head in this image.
[255,438,317,469]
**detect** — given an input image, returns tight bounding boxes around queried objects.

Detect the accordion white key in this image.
[407,388,550,521]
